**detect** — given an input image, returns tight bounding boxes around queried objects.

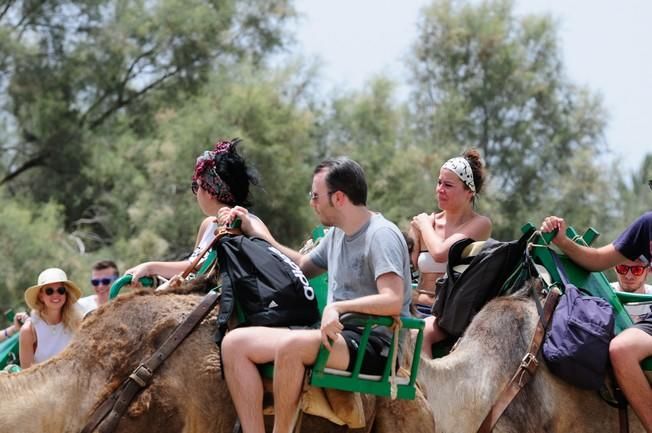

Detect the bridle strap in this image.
[476,287,560,433]
[80,290,220,433]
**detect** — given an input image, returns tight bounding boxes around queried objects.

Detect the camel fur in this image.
[418,279,646,433]
[0,286,434,433]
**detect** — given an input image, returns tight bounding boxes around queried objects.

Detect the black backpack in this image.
[432,228,533,337]
[214,235,321,345]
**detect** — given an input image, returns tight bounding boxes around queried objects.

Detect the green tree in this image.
[408,0,610,239]
[0,0,294,233]
[312,78,440,229]
[609,154,652,239]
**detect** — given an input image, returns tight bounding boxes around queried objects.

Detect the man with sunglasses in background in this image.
[542,183,652,432]
[77,260,119,318]
[612,260,652,322]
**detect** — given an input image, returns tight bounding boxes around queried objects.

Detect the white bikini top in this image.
[417,251,447,274]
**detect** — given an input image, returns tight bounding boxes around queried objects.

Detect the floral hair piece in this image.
[442,157,476,193]
[192,138,239,205]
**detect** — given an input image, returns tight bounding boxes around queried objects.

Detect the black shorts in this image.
[340,325,391,375]
[633,312,652,336]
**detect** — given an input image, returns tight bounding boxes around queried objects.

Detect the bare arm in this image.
[320,272,405,348]
[408,225,421,268]
[125,217,216,281]
[19,320,36,369]
[540,216,627,271]
[415,213,492,262]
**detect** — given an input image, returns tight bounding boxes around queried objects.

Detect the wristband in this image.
[3,328,8,338]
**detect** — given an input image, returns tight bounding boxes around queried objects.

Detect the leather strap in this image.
[477,287,560,433]
[181,226,241,278]
[618,404,629,433]
[81,290,220,433]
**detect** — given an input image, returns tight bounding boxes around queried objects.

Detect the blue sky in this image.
[289,0,651,175]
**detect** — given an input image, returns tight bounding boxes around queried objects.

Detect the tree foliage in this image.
[0,0,294,229]
[407,0,611,238]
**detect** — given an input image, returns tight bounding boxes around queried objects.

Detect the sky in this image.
[289,0,651,175]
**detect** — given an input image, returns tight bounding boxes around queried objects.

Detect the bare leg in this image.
[222,327,294,433]
[422,315,449,358]
[609,328,652,432]
[272,330,350,433]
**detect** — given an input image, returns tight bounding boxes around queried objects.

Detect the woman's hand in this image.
[412,212,434,231]
[13,312,28,329]
[125,263,152,285]
[217,206,252,232]
[320,304,343,351]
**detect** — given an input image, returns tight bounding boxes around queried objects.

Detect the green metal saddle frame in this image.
[523,223,652,371]
[108,226,425,400]
[0,310,20,370]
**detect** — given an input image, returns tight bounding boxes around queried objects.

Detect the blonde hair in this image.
[34,283,81,332]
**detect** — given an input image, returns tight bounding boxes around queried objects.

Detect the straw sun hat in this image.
[24,268,82,310]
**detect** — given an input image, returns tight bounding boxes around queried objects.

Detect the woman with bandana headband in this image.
[409,149,492,325]
[125,138,260,284]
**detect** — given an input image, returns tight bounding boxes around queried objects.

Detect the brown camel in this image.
[0,287,434,433]
[418,279,646,433]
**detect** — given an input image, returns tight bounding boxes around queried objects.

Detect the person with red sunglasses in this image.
[541,211,652,432]
[611,260,652,322]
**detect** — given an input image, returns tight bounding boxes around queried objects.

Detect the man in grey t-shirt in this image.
[219,157,411,433]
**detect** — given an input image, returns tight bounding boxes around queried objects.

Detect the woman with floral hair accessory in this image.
[409,149,492,324]
[125,138,260,283]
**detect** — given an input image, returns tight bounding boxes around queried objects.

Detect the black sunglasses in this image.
[44,286,67,296]
[191,181,199,195]
[91,277,117,287]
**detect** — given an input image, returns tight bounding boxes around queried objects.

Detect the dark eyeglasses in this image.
[91,277,117,287]
[191,181,199,195]
[44,286,67,296]
[615,264,647,276]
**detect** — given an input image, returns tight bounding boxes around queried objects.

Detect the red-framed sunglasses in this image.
[615,264,647,276]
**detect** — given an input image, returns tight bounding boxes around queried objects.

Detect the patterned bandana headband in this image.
[192,139,238,205]
[442,157,476,193]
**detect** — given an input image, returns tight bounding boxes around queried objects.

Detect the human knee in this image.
[275,332,318,365]
[609,334,634,364]
[221,328,251,363]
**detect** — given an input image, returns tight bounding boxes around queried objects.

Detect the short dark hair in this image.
[314,157,367,205]
[92,260,119,275]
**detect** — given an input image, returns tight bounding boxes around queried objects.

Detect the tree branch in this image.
[0,153,46,186]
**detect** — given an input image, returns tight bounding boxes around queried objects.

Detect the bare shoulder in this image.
[19,319,35,343]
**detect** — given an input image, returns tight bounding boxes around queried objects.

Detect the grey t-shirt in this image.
[308,213,411,319]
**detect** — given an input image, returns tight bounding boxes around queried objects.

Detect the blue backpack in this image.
[542,251,615,390]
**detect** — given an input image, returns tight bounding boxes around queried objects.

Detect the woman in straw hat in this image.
[19,267,82,368]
